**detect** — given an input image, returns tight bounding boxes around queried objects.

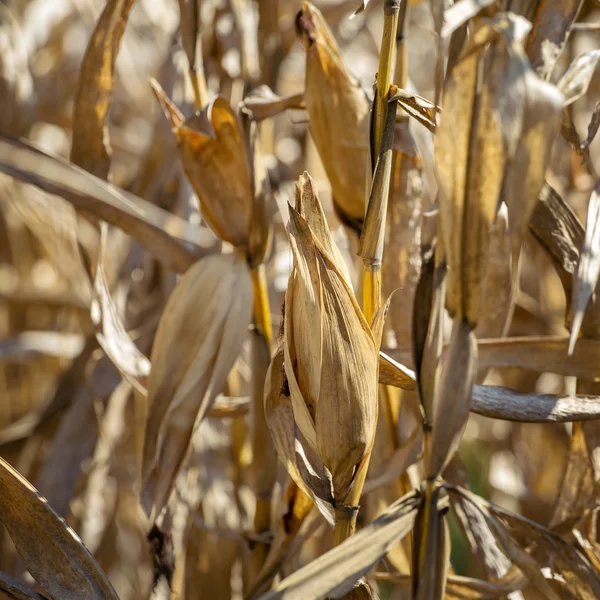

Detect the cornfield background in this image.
[0,0,600,598]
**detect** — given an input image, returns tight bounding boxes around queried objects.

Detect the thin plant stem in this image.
[333,505,359,546]
[371,0,401,166]
[251,264,273,347]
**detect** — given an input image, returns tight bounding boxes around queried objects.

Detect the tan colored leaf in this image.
[90,227,150,392]
[525,0,584,80]
[151,79,253,249]
[141,252,253,518]
[581,101,600,153]
[240,86,305,121]
[0,571,48,600]
[549,424,594,531]
[477,336,600,380]
[70,0,134,179]
[558,50,600,106]
[297,1,370,228]
[427,320,477,478]
[441,0,499,40]
[435,27,506,325]
[390,88,439,133]
[264,341,334,521]
[570,182,600,354]
[261,490,420,600]
[378,352,417,390]
[0,457,118,600]
[286,206,378,502]
[0,136,203,273]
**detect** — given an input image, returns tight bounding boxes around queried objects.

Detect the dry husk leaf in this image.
[296,1,370,229]
[151,78,254,250]
[141,252,253,518]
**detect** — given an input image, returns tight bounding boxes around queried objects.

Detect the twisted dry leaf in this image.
[141,252,253,518]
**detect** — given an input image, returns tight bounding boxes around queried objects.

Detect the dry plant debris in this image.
[1,0,600,599]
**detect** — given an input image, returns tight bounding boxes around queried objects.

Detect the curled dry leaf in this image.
[260,491,421,600]
[427,320,477,479]
[70,0,134,179]
[558,50,600,107]
[296,1,370,230]
[141,252,253,519]
[570,182,600,354]
[0,457,118,600]
[151,78,257,253]
[240,85,305,121]
[392,90,439,132]
[285,203,378,504]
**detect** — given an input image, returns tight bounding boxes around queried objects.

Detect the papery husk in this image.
[296,1,370,229]
[141,252,252,519]
[284,185,379,503]
[151,78,254,250]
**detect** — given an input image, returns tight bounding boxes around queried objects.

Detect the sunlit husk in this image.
[297,1,370,228]
[282,175,378,503]
[141,252,252,518]
[152,79,254,249]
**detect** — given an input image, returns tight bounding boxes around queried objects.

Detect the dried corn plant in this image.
[1,0,600,599]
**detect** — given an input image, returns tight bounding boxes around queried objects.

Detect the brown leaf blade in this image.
[141,252,253,518]
[260,491,420,600]
[0,136,202,273]
[427,320,477,478]
[0,457,118,600]
[70,0,134,178]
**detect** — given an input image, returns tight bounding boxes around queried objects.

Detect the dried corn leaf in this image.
[441,0,499,40]
[390,89,439,133]
[476,335,600,380]
[264,342,334,521]
[558,50,600,107]
[378,352,417,390]
[525,0,584,80]
[549,424,594,531]
[151,79,253,249]
[240,86,305,121]
[581,101,600,153]
[142,252,252,518]
[91,229,150,391]
[427,320,477,478]
[261,490,420,600]
[435,27,506,325]
[570,182,600,354]
[0,571,48,600]
[0,136,202,273]
[529,183,583,302]
[177,0,199,77]
[0,457,118,600]
[70,0,134,178]
[286,206,378,502]
[451,486,600,599]
[297,1,370,228]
